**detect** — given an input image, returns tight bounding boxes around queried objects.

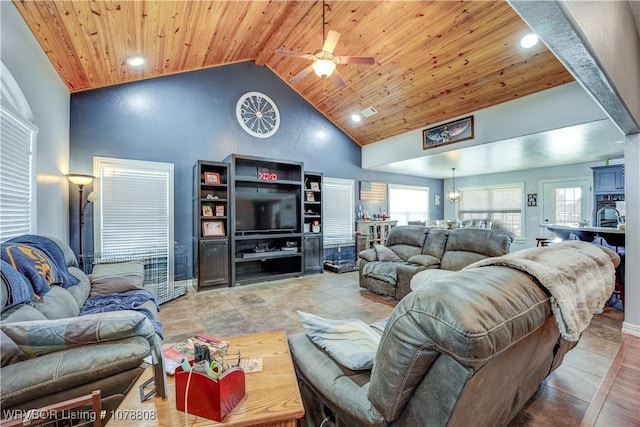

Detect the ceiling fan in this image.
[274,1,375,88]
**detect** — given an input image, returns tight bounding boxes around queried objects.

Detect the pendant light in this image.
[447,168,461,204]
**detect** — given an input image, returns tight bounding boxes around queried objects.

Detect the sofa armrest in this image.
[1,336,150,408]
[359,248,378,262]
[1,310,167,398]
[396,263,428,300]
[1,311,155,358]
[406,254,441,268]
[288,333,385,426]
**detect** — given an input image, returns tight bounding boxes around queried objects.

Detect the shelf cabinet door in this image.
[197,240,229,288]
[303,234,323,274]
[593,165,624,194]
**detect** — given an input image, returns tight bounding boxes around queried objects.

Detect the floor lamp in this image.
[66,174,95,263]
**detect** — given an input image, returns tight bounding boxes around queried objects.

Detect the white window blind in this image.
[458,184,524,237]
[0,106,37,241]
[323,177,354,247]
[94,157,174,254]
[389,184,430,225]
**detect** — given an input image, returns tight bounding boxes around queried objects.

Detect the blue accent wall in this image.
[70,61,442,276]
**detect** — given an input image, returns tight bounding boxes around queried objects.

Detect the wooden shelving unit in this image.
[227,155,304,286]
[356,220,398,249]
[193,161,230,290]
[303,172,323,274]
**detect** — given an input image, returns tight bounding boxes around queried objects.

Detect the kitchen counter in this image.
[546,224,625,247]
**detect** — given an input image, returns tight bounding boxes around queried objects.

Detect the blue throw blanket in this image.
[1,259,35,307]
[1,235,79,297]
[80,289,163,339]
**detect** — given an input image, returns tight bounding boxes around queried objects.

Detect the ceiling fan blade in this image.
[331,69,346,88]
[334,56,376,65]
[274,49,314,60]
[322,30,341,54]
[290,66,314,84]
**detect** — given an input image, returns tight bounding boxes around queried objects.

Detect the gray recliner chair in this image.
[290,242,620,427]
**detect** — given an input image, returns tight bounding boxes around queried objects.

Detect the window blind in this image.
[458,184,524,237]
[94,157,174,255]
[0,106,37,241]
[323,177,354,247]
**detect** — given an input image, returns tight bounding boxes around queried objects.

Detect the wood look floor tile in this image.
[543,363,603,403]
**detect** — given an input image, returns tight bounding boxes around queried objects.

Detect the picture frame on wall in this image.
[527,193,538,207]
[202,220,225,237]
[202,205,213,217]
[423,116,474,150]
[204,172,221,184]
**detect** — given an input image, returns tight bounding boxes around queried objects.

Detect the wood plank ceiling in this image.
[13,0,574,146]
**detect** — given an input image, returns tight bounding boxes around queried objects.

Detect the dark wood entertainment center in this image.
[193,155,323,289]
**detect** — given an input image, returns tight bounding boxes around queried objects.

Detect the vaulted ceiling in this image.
[14,0,574,147]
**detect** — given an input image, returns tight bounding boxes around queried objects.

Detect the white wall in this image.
[1,2,70,242]
[362,82,609,170]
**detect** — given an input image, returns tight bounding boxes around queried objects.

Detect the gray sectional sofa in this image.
[290,241,620,427]
[358,225,514,299]
[0,235,166,421]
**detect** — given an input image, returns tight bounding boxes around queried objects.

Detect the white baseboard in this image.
[621,321,640,337]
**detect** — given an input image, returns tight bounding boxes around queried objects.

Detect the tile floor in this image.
[158,271,627,426]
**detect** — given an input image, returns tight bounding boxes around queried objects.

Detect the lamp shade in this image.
[312,59,336,78]
[66,174,94,187]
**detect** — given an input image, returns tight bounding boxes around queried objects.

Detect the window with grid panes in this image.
[388,184,429,225]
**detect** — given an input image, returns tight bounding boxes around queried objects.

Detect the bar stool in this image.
[536,237,553,247]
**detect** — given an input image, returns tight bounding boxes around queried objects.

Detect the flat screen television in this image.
[235,190,299,232]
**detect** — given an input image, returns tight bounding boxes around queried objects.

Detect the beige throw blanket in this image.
[465,241,617,342]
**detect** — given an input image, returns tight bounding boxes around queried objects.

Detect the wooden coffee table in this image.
[116,330,304,426]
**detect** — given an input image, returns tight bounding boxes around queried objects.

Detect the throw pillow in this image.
[89,261,145,296]
[374,244,403,262]
[297,311,381,370]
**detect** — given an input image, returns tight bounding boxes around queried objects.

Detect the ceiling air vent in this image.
[360,106,378,118]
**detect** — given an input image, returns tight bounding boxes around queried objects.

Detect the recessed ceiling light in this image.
[126,56,145,67]
[351,114,362,122]
[520,33,539,49]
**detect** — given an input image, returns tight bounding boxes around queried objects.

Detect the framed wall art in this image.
[202,220,225,237]
[423,116,474,150]
[202,205,213,217]
[204,172,220,184]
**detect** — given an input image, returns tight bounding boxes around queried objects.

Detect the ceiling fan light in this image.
[312,59,336,78]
